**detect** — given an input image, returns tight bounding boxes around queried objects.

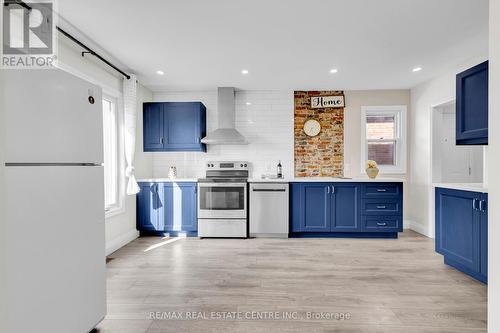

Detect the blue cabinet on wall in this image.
[290,182,402,237]
[137,182,198,235]
[435,187,488,283]
[143,102,206,152]
[456,61,488,145]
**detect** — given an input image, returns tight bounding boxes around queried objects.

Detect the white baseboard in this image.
[407,220,433,238]
[105,229,139,256]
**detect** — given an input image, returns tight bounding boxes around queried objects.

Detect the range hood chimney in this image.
[201,87,247,145]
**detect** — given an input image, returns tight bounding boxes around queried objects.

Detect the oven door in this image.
[197,183,247,219]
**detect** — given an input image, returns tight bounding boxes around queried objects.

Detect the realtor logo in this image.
[1,0,57,68]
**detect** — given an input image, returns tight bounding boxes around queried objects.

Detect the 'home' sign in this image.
[310,95,345,108]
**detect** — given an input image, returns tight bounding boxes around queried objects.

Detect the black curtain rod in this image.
[4,0,131,80]
[56,27,131,80]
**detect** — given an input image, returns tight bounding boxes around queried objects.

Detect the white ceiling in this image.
[58,0,489,91]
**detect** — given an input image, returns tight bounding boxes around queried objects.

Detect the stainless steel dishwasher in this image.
[249,183,289,238]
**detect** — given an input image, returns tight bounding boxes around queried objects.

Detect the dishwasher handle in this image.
[252,188,287,192]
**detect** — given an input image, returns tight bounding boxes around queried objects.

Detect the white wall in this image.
[489,0,500,330]
[409,56,488,237]
[151,90,294,179]
[151,89,411,220]
[151,90,410,178]
[0,66,6,332]
[104,84,153,255]
[57,36,153,255]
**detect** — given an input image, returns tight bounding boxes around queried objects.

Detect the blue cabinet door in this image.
[480,193,488,280]
[163,182,198,232]
[456,61,488,145]
[300,183,331,232]
[137,183,164,232]
[435,188,480,272]
[331,184,361,231]
[143,103,164,151]
[163,102,206,151]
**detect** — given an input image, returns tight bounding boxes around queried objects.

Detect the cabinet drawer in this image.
[362,199,401,215]
[362,216,401,232]
[363,183,401,198]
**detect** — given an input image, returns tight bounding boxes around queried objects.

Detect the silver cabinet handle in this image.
[377,222,387,226]
[160,137,164,144]
[473,198,478,210]
[479,200,486,212]
[327,186,330,194]
[331,186,335,194]
[377,189,387,192]
[377,205,386,209]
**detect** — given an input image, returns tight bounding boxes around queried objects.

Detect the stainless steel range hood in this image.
[201,87,247,145]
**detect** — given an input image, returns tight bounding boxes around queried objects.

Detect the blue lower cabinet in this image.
[362,215,401,232]
[137,182,197,235]
[301,183,331,232]
[331,184,361,232]
[163,182,197,233]
[136,183,164,232]
[290,182,401,236]
[435,188,487,283]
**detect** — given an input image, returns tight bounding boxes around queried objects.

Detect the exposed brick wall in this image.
[294,91,344,177]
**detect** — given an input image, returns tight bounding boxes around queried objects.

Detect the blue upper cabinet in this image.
[456,61,488,145]
[143,102,207,152]
[435,188,487,283]
[143,103,164,150]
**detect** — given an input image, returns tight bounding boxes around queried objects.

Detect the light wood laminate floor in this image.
[97,231,486,332]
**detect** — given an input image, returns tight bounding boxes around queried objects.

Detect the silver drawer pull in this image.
[376,205,387,209]
[377,189,387,192]
[376,222,387,226]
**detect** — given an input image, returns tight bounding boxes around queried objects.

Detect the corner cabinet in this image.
[143,102,207,152]
[456,61,488,145]
[137,182,198,236]
[435,188,487,283]
[290,182,403,237]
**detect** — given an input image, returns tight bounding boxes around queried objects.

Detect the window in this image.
[102,95,120,212]
[361,106,407,174]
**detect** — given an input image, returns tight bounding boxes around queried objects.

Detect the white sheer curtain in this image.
[123,74,140,195]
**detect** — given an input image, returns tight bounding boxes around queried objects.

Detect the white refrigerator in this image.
[1,69,106,333]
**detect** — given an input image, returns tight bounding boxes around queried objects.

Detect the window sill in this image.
[360,168,407,175]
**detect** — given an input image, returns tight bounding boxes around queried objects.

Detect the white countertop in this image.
[137,178,198,183]
[138,177,405,183]
[249,177,405,183]
[433,183,488,193]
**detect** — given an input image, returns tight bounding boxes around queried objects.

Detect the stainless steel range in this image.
[197,161,249,238]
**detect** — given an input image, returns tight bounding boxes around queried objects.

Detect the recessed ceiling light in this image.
[241,69,249,74]
[412,67,422,72]
[329,68,338,74]
[156,70,164,75]
[246,102,252,105]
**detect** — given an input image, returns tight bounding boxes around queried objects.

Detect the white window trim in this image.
[360,105,407,174]
[103,91,126,218]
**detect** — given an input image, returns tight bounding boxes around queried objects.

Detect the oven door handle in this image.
[198,183,247,187]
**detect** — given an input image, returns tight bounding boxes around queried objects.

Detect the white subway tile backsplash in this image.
[152,90,294,179]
